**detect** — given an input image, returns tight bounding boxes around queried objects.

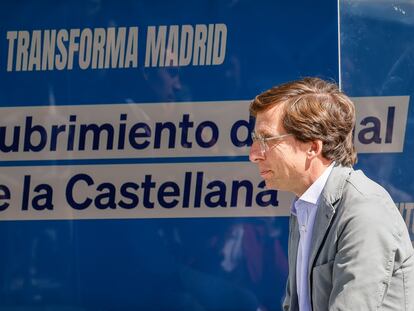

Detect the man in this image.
[249,77,414,311]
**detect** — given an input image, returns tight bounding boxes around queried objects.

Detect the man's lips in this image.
[260,170,272,178]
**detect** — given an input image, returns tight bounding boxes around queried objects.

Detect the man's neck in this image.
[295,160,333,197]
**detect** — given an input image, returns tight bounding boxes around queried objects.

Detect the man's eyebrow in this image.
[255,128,273,136]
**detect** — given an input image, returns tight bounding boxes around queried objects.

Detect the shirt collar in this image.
[291,162,335,215]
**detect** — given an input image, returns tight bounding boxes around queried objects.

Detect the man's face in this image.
[249,104,309,196]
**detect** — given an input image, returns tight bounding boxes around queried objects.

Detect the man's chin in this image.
[264,179,278,190]
[264,178,288,192]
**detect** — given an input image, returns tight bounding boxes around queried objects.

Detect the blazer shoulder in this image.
[321,165,392,206]
[338,169,410,242]
[345,169,393,201]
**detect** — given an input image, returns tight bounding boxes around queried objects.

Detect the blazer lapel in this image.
[289,214,300,306]
[307,165,352,290]
[307,198,336,280]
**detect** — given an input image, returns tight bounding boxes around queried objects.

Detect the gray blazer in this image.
[283,165,414,311]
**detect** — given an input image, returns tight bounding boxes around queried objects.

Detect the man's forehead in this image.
[254,105,284,132]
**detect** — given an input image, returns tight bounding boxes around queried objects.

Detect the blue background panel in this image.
[0,1,338,310]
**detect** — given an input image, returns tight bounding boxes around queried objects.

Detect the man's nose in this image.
[249,142,264,163]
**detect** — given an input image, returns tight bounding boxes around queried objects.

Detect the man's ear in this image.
[306,140,323,158]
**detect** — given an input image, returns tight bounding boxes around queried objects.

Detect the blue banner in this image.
[0,1,338,310]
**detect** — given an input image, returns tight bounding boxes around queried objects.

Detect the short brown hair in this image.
[250,77,357,167]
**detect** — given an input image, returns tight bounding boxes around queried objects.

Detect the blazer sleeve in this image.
[328,199,406,310]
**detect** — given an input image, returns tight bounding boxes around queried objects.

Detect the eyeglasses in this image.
[251,132,293,154]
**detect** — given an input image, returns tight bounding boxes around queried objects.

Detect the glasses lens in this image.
[260,139,267,153]
[251,132,266,154]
